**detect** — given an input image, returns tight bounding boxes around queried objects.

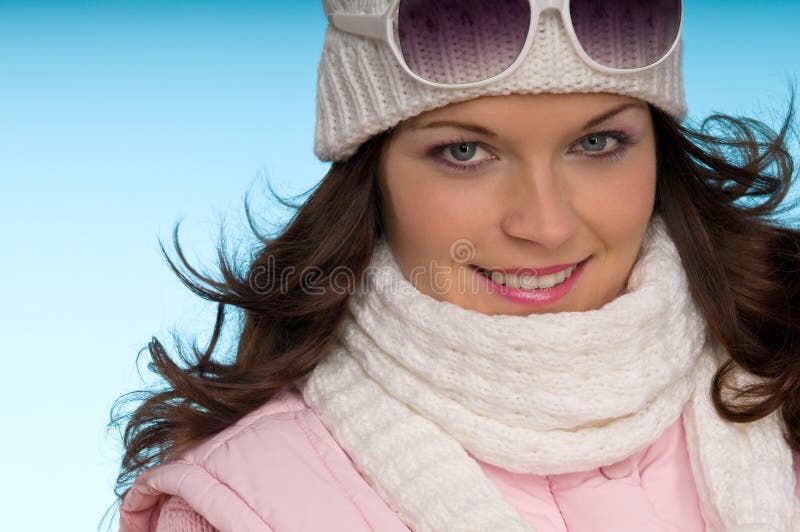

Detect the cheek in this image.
[388,175,492,252]
[588,173,655,224]
[565,147,656,294]
[575,150,657,234]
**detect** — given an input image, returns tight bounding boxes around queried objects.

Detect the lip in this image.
[473,258,589,277]
[470,257,591,308]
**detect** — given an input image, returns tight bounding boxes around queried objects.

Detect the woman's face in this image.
[378,92,657,315]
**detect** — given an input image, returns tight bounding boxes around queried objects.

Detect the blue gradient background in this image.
[1,1,798,530]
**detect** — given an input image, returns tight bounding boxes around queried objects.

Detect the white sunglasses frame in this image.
[324,0,684,89]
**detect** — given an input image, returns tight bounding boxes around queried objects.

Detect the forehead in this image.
[395,93,650,145]
[402,93,645,126]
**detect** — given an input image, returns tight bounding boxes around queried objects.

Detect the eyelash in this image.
[427,129,635,173]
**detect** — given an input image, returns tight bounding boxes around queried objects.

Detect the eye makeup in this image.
[426,137,497,173]
[424,128,638,173]
[569,129,636,162]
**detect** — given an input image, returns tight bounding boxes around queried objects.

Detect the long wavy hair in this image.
[110,89,800,504]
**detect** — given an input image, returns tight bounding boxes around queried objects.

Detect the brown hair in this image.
[110,91,800,503]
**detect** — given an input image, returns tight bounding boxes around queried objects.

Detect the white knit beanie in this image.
[314,1,687,163]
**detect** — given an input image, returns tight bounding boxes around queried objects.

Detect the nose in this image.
[500,162,578,250]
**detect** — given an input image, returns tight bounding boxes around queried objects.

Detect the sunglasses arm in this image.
[327,12,390,42]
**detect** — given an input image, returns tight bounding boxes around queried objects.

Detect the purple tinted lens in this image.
[570,0,682,69]
[397,0,531,85]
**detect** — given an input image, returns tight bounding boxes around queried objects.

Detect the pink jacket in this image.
[120,385,800,532]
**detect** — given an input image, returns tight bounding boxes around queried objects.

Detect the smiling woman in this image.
[381,93,657,314]
[112,1,800,531]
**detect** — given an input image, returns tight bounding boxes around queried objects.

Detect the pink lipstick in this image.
[471,257,590,307]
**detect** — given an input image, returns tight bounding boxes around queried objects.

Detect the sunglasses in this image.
[325,0,684,88]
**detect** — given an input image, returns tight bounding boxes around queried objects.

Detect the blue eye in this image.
[574,130,635,160]
[449,142,478,161]
[429,139,494,173]
[581,134,609,152]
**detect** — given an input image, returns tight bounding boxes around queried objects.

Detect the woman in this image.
[114,1,800,530]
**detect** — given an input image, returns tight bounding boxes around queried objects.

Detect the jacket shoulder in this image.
[180,385,315,463]
[120,386,406,532]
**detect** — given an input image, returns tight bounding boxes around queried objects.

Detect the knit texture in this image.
[315,3,686,161]
[300,214,799,531]
[155,496,217,532]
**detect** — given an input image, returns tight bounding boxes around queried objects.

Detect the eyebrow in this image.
[409,119,499,138]
[582,101,647,129]
[407,101,647,137]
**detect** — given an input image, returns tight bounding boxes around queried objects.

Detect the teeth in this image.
[483,265,577,290]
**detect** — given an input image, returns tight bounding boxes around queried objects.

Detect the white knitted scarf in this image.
[300,215,798,531]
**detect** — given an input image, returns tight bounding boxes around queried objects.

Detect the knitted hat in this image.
[314,1,687,162]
